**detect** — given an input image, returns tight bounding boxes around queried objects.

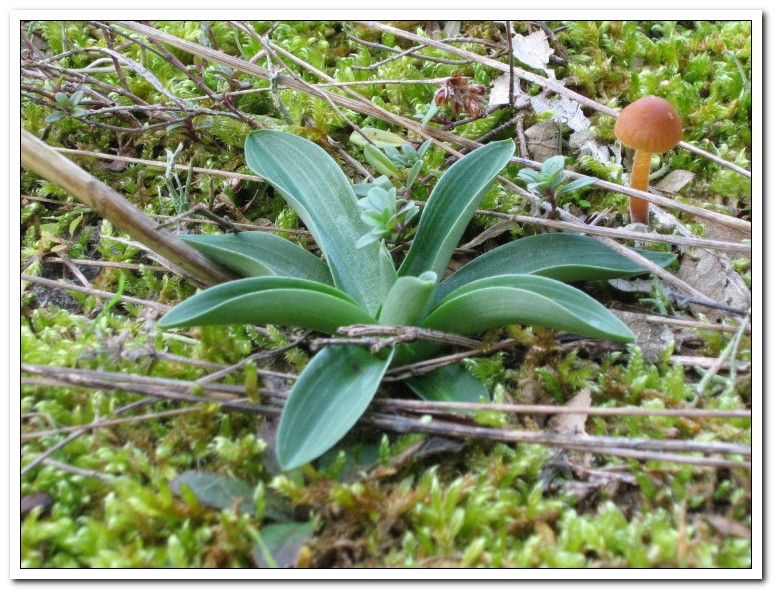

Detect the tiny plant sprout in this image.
[614,96,682,224]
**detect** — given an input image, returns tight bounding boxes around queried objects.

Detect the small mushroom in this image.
[614,96,682,224]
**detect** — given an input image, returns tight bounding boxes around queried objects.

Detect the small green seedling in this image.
[354,177,419,249]
[517,155,597,214]
[45,90,88,124]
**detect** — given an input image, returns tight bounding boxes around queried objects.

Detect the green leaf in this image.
[424,274,634,343]
[406,363,490,403]
[364,144,402,178]
[378,271,437,326]
[416,138,433,159]
[560,177,597,193]
[349,127,409,148]
[44,111,66,124]
[245,130,386,315]
[435,233,677,302]
[158,276,374,334]
[180,232,333,284]
[398,139,515,278]
[170,471,256,514]
[276,345,395,470]
[169,471,293,521]
[421,102,440,127]
[355,231,381,249]
[405,159,424,190]
[378,242,398,294]
[253,521,315,568]
[54,92,70,107]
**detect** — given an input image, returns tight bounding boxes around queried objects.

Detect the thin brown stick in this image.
[20,273,170,312]
[384,338,518,380]
[597,235,720,304]
[42,257,167,272]
[21,365,750,469]
[671,355,750,372]
[21,407,202,441]
[369,413,750,467]
[374,398,750,420]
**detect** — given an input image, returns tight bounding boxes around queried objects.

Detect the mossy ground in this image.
[20,20,752,569]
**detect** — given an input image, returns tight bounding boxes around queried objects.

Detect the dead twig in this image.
[21,365,750,470]
[20,273,171,312]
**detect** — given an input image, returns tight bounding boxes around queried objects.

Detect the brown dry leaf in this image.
[650,205,750,320]
[676,248,751,321]
[654,169,695,195]
[511,29,554,74]
[21,492,54,520]
[611,310,676,363]
[702,514,751,540]
[698,218,751,263]
[548,388,591,435]
[524,119,561,163]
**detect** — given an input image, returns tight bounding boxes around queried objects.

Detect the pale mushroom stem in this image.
[629,149,653,224]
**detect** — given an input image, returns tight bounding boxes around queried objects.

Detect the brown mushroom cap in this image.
[614,96,683,153]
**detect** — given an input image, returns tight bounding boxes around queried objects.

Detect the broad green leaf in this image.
[170,471,291,522]
[398,139,515,278]
[349,127,408,148]
[158,277,374,334]
[180,232,333,285]
[378,271,437,326]
[170,471,256,514]
[424,274,634,343]
[276,345,395,470]
[245,130,386,315]
[435,233,677,303]
[253,521,315,568]
[406,363,490,403]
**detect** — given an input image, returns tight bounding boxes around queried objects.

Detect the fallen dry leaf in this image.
[676,248,751,321]
[511,29,554,73]
[548,388,591,435]
[654,169,695,195]
[702,514,751,540]
[524,119,561,163]
[611,310,676,363]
